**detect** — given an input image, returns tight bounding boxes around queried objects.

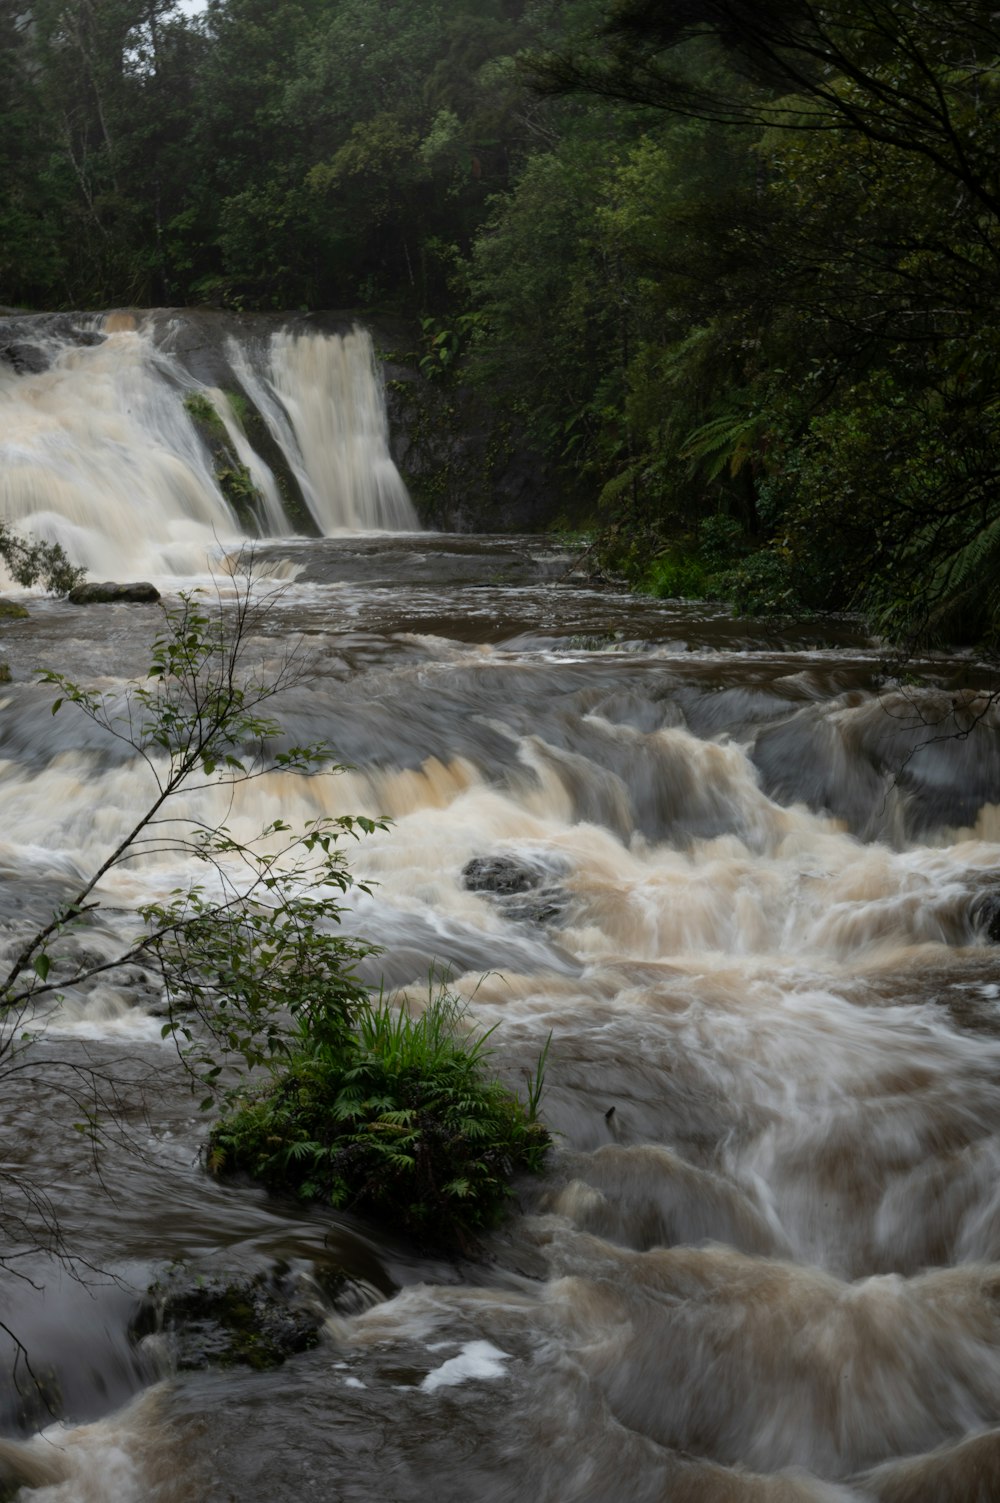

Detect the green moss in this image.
[136,1268,322,1371]
[0,600,28,620]
[225,390,251,426]
[183,391,223,429]
[216,461,264,529]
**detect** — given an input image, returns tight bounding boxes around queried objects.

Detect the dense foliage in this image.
[5,0,1000,645]
[209,991,550,1248]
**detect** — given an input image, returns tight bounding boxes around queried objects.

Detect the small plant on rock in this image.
[208,988,551,1250]
[0,552,550,1265]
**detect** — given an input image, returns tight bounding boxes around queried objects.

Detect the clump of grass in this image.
[208,991,550,1250]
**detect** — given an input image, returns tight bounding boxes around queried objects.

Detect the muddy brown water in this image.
[1,534,1000,1502]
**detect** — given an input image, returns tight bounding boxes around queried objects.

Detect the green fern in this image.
[208,986,551,1247]
[680,410,766,481]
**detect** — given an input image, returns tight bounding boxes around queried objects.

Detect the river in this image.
[2,318,1000,1502]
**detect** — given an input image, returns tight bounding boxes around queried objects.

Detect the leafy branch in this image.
[0,554,384,1101]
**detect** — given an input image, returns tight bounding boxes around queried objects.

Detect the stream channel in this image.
[3,319,1000,1502]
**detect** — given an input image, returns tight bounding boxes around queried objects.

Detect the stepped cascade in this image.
[0,319,999,1501]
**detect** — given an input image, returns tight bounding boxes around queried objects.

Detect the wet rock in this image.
[464,855,540,896]
[0,1361,64,1437]
[0,601,28,620]
[462,854,570,926]
[0,662,9,683]
[0,341,50,376]
[67,581,160,605]
[971,889,1000,944]
[131,1265,323,1372]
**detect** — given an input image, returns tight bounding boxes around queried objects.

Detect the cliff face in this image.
[0,308,570,534]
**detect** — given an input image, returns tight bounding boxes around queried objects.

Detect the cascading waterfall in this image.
[0,313,416,582]
[0,315,242,579]
[228,327,418,534]
[3,430,1000,1494]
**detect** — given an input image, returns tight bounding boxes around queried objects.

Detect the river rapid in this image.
[3,319,1000,1502]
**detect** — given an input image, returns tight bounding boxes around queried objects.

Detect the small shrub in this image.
[696,514,745,571]
[209,991,550,1250]
[715,548,802,615]
[644,550,709,600]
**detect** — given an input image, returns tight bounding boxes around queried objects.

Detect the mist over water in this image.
[2,325,1000,1500]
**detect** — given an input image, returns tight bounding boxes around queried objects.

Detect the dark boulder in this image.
[131,1265,324,1372]
[68,581,160,604]
[464,855,541,896]
[462,854,570,926]
[0,341,50,376]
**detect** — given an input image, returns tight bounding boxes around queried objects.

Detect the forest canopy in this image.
[4,0,1000,647]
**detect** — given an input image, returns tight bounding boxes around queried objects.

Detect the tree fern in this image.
[680,410,766,482]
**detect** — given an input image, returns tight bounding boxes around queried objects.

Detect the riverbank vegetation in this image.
[4,1,1000,650]
[0,524,85,598]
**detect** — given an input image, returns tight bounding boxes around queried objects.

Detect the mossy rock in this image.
[0,600,28,620]
[131,1266,323,1372]
[183,391,224,430]
[0,661,9,683]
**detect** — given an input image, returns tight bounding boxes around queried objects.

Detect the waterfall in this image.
[229,327,418,534]
[0,316,242,580]
[0,313,417,584]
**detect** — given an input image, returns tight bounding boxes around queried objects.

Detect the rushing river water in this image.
[3,320,1000,1502]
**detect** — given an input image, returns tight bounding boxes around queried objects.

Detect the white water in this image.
[0,314,416,584]
[228,327,418,534]
[2,322,1000,1499]
[0,315,239,579]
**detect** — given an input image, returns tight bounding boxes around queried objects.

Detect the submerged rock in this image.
[462,853,570,926]
[67,581,160,605]
[971,888,1000,944]
[463,855,540,895]
[0,340,50,376]
[131,1265,324,1372]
